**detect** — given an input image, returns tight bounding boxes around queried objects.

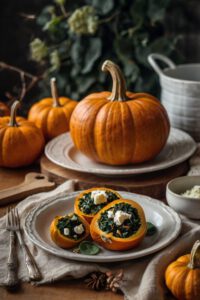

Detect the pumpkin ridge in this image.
[119,102,135,163]
[93,102,108,160]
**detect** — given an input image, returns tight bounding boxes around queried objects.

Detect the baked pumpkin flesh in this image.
[90,199,147,251]
[50,213,89,249]
[74,187,121,223]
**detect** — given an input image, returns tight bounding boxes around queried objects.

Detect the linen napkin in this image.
[0,149,200,300]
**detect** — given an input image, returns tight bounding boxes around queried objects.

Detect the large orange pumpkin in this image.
[28,78,77,141]
[0,101,10,117]
[90,199,147,251]
[165,240,200,300]
[70,60,170,165]
[50,213,90,249]
[0,101,44,167]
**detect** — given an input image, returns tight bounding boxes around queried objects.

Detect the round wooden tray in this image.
[40,155,189,199]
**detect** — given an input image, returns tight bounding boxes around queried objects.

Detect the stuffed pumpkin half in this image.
[90,199,147,251]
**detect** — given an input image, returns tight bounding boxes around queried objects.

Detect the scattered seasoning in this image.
[56,213,85,240]
[98,203,141,238]
[146,222,157,236]
[79,191,120,215]
[79,241,101,255]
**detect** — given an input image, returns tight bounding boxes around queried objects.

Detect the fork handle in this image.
[16,232,42,281]
[5,232,19,287]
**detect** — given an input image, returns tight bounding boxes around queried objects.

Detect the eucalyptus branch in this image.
[0,61,42,101]
[98,11,119,25]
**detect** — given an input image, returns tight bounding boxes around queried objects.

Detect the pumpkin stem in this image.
[9,100,20,127]
[188,240,200,269]
[102,60,127,101]
[51,77,61,107]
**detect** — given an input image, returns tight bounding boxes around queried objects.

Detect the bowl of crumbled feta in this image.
[166,176,200,219]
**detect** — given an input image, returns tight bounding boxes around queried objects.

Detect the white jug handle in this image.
[148,53,176,76]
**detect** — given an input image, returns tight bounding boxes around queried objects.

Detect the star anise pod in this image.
[84,272,107,291]
[106,269,124,293]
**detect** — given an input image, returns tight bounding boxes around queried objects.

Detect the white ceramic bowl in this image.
[166,176,200,219]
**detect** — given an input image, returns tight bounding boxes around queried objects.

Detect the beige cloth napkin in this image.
[0,148,200,300]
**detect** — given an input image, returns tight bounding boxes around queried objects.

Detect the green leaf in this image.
[91,0,114,15]
[146,222,157,236]
[79,241,100,255]
[82,38,102,74]
[147,0,171,24]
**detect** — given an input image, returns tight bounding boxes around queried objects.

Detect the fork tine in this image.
[15,208,20,228]
[11,207,15,228]
[12,208,17,228]
[6,207,9,228]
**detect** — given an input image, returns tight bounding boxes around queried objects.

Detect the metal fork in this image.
[5,207,19,288]
[8,207,42,281]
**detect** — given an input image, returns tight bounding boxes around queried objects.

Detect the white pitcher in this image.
[148,53,200,141]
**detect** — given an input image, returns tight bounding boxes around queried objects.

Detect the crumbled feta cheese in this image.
[91,190,107,205]
[64,228,70,236]
[71,214,77,221]
[182,185,200,199]
[74,224,85,235]
[107,210,114,219]
[114,210,131,226]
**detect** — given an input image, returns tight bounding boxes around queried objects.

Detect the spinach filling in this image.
[56,214,85,240]
[78,190,119,215]
[98,203,141,238]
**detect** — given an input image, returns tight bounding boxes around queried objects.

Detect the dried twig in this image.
[0,61,42,101]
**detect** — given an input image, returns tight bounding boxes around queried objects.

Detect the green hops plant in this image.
[30,38,48,62]
[68,6,98,35]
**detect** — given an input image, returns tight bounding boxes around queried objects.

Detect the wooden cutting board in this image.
[40,155,189,199]
[0,171,55,205]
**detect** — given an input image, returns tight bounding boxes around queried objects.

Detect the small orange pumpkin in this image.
[28,78,77,141]
[50,213,90,249]
[90,199,147,251]
[0,101,44,167]
[165,240,200,300]
[74,187,121,224]
[70,60,170,165]
[0,101,10,116]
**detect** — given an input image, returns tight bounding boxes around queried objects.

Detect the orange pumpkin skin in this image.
[50,214,90,249]
[0,101,10,116]
[74,187,121,224]
[28,78,77,141]
[165,241,200,300]
[90,199,147,251]
[70,61,170,165]
[0,101,45,168]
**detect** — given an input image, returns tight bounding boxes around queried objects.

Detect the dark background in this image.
[0,0,200,108]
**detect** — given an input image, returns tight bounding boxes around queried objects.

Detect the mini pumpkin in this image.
[28,78,77,141]
[70,60,170,165]
[50,213,90,249]
[0,101,44,167]
[74,187,121,224]
[165,240,200,300]
[90,199,147,251]
[0,101,10,116]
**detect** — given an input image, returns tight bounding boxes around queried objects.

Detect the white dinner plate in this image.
[45,128,196,177]
[24,191,181,262]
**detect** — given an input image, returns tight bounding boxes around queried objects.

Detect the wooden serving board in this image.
[0,171,55,205]
[40,155,189,199]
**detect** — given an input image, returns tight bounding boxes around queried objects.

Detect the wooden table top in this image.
[0,166,123,300]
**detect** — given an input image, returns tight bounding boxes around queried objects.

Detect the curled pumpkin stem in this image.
[50,77,61,107]
[9,100,20,127]
[188,240,200,269]
[102,60,127,102]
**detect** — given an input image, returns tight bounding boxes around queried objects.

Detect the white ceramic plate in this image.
[24,191,181,262]
[45,128,196,177]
